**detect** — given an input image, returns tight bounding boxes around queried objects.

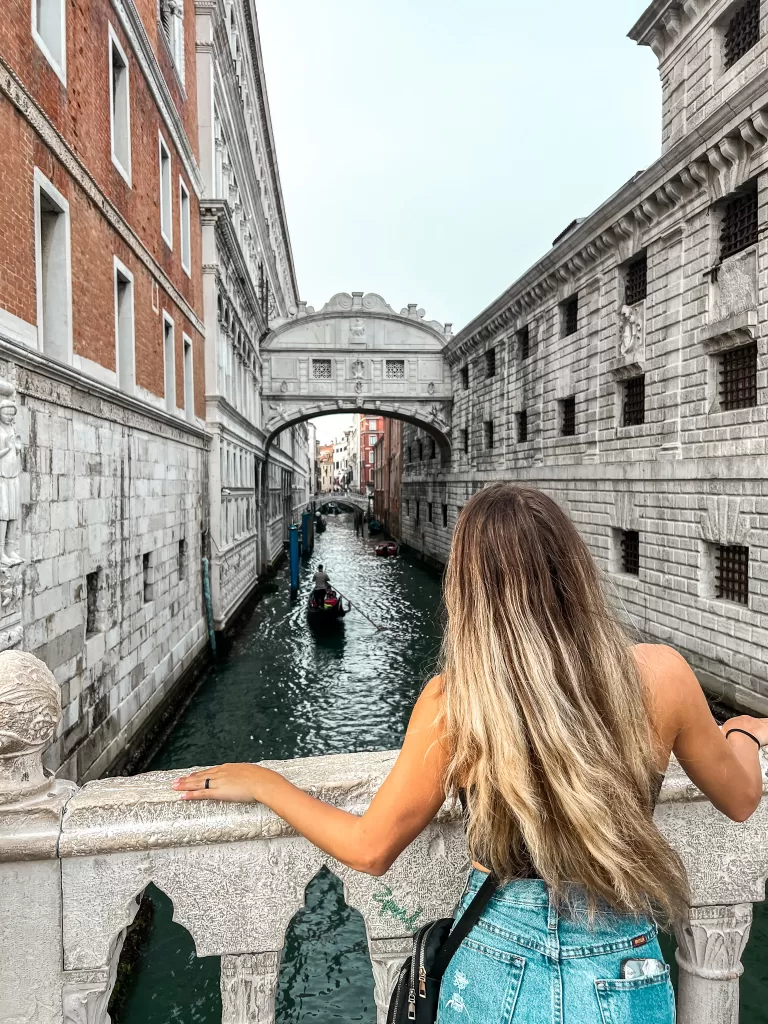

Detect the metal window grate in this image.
[563,297,579,337]
[442,504,448,527]
[716,544,749,604]
[416,501,420,525]
[461,428,469,453]
[386,359,405,379]
[517,409,528,443]
[621,530,640,576]
[407,446,412,463]
[486,348,496,378]
[484,420,494,450]
[719,187,758,261]
[720,343,757,410]
[417,440,423,460]
[460,365,469,390]
[622,375,646,426]
[430,438,436,459]
[312,359,332,379]
[560,396,576,436]
[427,502,433,523]
[624,256,647,306]
[518,326,530,359]
[724,0,761,70]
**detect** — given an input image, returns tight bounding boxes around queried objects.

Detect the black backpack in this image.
[387,872,496,1023]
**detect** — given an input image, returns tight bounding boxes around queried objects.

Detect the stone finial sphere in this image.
[0,650,60,757]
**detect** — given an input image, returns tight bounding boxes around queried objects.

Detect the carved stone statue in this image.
[349,318,367,340]
[0,650,61,804]
[0,387,22,567]
[618,304,641,358]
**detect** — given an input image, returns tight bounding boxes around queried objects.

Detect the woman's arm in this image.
[649,646,766,822]
[173,677,449,875]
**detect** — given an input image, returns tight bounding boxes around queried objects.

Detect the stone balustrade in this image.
[1,651,767,1024]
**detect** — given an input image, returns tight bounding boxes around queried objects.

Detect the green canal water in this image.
[115,513,768,1024]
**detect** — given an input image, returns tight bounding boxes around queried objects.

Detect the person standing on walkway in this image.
[175,484,766,1024]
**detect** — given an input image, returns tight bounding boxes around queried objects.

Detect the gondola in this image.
[306,587,347,628]
[315,513,327,534]
[375,541,398,557]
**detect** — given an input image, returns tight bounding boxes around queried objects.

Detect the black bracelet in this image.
[725,728,762,750]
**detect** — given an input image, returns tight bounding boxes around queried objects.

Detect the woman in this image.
[174,484,766,1022]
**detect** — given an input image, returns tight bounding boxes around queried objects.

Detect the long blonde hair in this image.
[440,484,689,924]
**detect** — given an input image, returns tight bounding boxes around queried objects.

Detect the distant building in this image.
[317,443,334,492]
[358,414,384,493]
[373,419,402,538]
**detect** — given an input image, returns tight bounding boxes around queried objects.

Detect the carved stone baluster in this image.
[220,951,280,1024]
[62,967,116,1024]
[675,903,753,1024]
[369,937,412,1024]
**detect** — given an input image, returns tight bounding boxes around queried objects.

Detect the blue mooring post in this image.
[301,510,312,555]
[289,524,300,598]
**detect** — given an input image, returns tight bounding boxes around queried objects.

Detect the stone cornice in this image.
[0,336,210,449]
[110,0,204,195]
[0,56,206,336]
[449,68,768,360]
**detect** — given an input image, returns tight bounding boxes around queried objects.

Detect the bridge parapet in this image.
[1,653,766,1024]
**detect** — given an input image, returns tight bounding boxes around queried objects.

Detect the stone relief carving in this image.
[351,359,365,379]
[349,318,367,341]
[355,380,364,394]
[0,650,61,805]
[221,951,280,1024]
[369,936,412,1024]
[62,966,116,1024]
[609,492,637,533]
[700,496,750,547]
[427,382,436,395]
[618,303,643,359]
[0,379,22,571]
[712,249,757,323]
[279,380,288,394]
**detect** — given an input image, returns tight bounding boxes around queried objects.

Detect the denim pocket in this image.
[438,939,525,1023]
[594,968,675,1024]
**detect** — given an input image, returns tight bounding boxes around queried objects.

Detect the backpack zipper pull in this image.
[418,966,427,998]
[408,988,416,1020]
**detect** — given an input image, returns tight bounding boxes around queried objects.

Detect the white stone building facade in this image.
[402,0,768,715]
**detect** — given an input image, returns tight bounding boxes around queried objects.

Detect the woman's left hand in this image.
[173,763,269,803]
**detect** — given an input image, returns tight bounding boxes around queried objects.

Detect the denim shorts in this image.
[436,869,675,1024]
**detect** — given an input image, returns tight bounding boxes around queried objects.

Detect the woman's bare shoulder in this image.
[632,643,702,727]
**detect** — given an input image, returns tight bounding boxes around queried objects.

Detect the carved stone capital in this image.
[62,965,116,1024]
[369,936,412,1024]
[675,904,752,982]
[220,951,281,1024]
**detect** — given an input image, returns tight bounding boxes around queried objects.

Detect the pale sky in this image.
[256,0,661,334]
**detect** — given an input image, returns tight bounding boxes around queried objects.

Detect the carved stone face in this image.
[0,404,16,425]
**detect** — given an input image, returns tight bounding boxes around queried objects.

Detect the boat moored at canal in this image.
[375,541,399,557]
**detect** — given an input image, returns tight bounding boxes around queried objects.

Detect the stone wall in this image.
[402,0,768,716]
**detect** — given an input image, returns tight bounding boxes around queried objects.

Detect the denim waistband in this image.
[465,869,550,906]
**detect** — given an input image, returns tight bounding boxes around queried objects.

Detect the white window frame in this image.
[162,310,176,414]
[31,0,67,86]
[113,256,135,394]
[34,167,73,365]
[182,332,194,422]
[158,131,173,248]
[179,176,191,276]
[108,24,132,187]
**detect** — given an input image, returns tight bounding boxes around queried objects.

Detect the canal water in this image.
[116,512,768,1024]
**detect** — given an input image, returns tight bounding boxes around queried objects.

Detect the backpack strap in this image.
[431,872,497,979]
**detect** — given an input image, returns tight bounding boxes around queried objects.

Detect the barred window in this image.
[427,502,433,523]
[405,499,410,517]
[624,255,647,306]
[429,438,436,459]
[620,530,640,576]
[724,0,761,70]
[442,504,448,528]
[416,500,420,525]
[517,409,528,443]
[720,343,757,410]
[407,446,412,463]
[560,396,576,436]
[483,420,494,450]
[312,359,332,379]
[719,185,758,262]
[461,428,469,453]
[486,348,497,378]
[518,326,530,360]
[417,440,423,460]
[386,359,405,379]
[460,365,469,390]
[716,544,749,604]
[562,296,579,337]
[622,375,646,426]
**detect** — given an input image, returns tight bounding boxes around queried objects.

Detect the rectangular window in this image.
[562,296,579,337]
[461,428,469,453]
[183,334,194,421]
[312,359,332,379]
[620,530,640,576]
[517,409,528,443]
[159,132,173,247]
[518,326,530,360]
[163,313,176,413]
[716,544,749,604]
[719,183,758,261]
[369,450,374,463]
[429,438,436,459]
[485,347,496,378]
[483,420,494,450]
[386,359,405,379]
[720,343,757,410]
[622,375,646,426]
[108,26,131,185]
[178,538,187,581]
[85,569,103,637]
[624,255,647,306]
[35,170,72,364]
[179,177,191,274]
[32,0,66,83]
[460,365,469,390]
[416,500,420,525]
[114,258,135,394]
[407,446,412,462]
[560,396,576,436]
[442,503,448,528]
[427,502,433,523]
[724,0,760,70]
[142,551,153,603]
[418,440,423,460]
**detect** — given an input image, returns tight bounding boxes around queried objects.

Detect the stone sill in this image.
[697,309,757,352]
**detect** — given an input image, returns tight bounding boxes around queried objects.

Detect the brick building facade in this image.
[358,413,383,493]
[373,418,402,539]
[402,0,768,716]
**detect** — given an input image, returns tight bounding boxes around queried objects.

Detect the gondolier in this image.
[312,565,331,607]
